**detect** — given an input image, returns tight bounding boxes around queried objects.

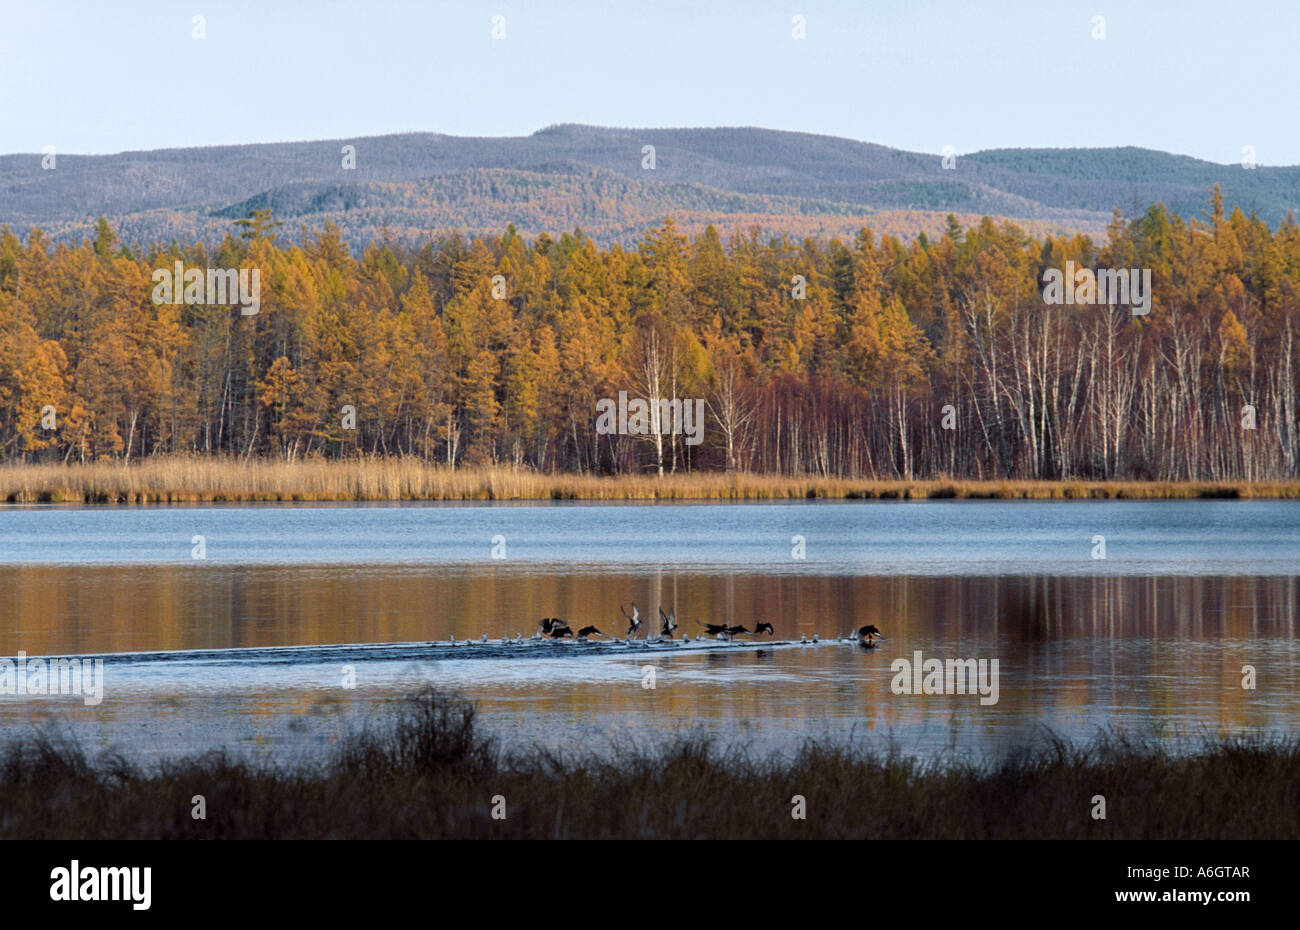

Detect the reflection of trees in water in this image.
[4,564,1295,655]
[994,577,1054,641]
[7,568,1293,763]
[864,574,1298,641]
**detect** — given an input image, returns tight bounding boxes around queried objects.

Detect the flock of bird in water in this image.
[507,604,886,649]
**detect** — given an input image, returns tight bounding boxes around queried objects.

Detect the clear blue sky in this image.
[2,0,1295,164]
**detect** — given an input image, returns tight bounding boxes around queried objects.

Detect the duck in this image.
[539,617,572,636]
[752,621,775,636]
[659,607,678,638]
[856,625,885,649]
[697,621,729,636]
[620,604,643,638]
[575,625,604,640]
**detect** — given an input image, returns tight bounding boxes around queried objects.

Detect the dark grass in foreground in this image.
[3,689,1297,840]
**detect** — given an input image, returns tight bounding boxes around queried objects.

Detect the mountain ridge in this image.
[2,125,1294,248]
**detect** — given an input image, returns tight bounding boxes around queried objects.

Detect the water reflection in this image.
[1,565,1295,654]
[0,566,1295,762]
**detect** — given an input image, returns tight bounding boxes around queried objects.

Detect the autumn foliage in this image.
[1,188,1297,480]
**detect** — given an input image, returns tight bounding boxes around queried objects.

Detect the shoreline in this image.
[3,459,1300,504]
[3,689,1296,840]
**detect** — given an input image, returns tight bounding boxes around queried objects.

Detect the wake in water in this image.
[3,632,876,670]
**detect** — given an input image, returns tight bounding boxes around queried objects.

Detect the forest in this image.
[1,186,1297,482]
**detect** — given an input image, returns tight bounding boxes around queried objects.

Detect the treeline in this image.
[1,188,1297,480]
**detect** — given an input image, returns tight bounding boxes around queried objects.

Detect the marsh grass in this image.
[2,689,1297,839]
[3,457,1299,503]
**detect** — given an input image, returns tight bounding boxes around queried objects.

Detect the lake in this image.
[1,501,1296,764]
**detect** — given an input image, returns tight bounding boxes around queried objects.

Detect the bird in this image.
[659,607,678,638]
[697,621,729,636]
[549,625,574,639]
[620,604,643,638]
[752,621,775,636]
[856,624,885,648]
[539,617,571,636]
[575,625,604,639]
[725,624,750,636]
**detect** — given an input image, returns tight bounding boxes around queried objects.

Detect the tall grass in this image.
[3,457,1299,503]
[2,688,1297,839]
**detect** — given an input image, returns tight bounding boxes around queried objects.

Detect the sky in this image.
[1,0,1296,164]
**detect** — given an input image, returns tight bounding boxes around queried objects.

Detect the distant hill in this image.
[2,125,1295,248]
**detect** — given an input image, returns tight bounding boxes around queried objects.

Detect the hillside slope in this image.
[1,125,1293,246]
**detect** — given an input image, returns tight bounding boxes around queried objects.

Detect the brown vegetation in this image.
[3,458,1300,503]
[2,689,1296,839]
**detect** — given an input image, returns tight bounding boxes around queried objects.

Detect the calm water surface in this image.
[1,500,1297,574]
[1,501,1296,763]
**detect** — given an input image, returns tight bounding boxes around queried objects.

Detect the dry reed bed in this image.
[3,689,1297,839]
[2,458,1300,503]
